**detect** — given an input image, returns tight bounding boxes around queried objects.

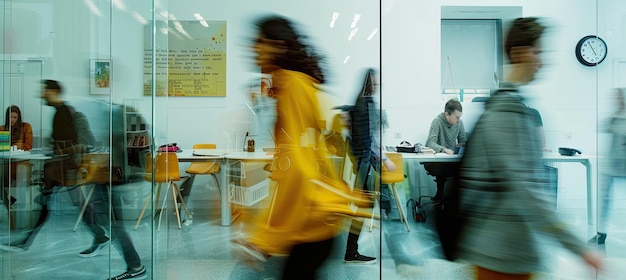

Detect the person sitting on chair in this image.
[424,98,467,201]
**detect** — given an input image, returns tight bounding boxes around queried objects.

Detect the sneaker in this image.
[79,241,109,257]
[231,238,270,262]
[109,266,147,280]
[587,232,607,246]
[344,253,376,264]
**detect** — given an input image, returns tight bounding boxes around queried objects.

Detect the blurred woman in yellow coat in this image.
[232,15,371,280]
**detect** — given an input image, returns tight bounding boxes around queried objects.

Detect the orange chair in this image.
[185,143,221,198]
[135,152,191,231]
[381,152,410,231]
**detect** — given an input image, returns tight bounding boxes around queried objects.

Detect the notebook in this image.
[192,149,228,157]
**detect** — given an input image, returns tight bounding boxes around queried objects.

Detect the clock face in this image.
[575,35,607,66]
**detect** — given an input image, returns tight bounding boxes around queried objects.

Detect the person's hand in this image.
[383,158,396,172]
[443,148,454,155]
[581,251,603,272]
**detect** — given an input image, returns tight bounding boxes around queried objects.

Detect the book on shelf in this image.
[138,136,146,146]
[133,136,141,146]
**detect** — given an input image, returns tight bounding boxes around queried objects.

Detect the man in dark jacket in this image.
[41,80,146,280]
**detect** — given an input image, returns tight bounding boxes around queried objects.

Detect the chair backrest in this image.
[382,152,404,184]
[471,96,489,102]
[331,113,344,135]
[193,143,216,149]
[145,152,180,182]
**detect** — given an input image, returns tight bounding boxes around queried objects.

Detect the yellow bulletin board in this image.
[143,20,226,97]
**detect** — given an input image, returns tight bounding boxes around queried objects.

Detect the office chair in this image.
[185,143,221,198]
[471,96,489,102]
[381,152,411,231]
[135,152,191,231]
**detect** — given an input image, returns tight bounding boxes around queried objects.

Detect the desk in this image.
[177,149,273,226]
[400,152,595,225]
[0,151,51,231]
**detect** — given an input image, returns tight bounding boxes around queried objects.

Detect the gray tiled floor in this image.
[1,177,625,280]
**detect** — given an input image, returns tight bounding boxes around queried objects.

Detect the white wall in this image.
[109,1,381,149]
[21,0,621,151]
[7,0,626,207]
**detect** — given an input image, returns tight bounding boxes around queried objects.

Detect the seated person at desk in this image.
[424,98,467,201]
[1,105,33,151]
[2,105,33,204]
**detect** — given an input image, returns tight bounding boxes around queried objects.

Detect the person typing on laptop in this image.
[424,98,467,201]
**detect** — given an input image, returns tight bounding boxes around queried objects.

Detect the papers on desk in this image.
[192,149,228,157]
[435,153,458,157]
[0,150,29,156]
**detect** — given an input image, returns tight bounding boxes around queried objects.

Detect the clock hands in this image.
[588,42,598,56]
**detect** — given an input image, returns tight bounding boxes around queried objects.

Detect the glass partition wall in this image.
[1,0,622,279]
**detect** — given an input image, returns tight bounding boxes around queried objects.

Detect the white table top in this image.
[177,149,273,162]
[0,150,52,160]
[392,152,593,163]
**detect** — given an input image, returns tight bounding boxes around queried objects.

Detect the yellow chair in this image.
[72,153,112,231]
[135,152,191,231]
[381,152,411,232]
[185,143,221,198]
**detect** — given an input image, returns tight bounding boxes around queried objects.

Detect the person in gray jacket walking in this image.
[455,17,603,279]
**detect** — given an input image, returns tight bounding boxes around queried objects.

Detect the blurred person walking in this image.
[342,68,395,264]
[41,80,145,279]
[455,17,603,279]
[589,88,626,246]
[231,15,371,280]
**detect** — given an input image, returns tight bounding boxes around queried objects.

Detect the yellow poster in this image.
[144,20,226,97]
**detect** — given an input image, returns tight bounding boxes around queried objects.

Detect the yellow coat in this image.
[248,69,349,255]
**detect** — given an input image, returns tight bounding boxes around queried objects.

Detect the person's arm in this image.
[458,121,467,145]
[425,118,446,153]
[21,123,33,151]
[73,112,95,147]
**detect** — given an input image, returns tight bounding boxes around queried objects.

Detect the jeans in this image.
[83,184,141,268]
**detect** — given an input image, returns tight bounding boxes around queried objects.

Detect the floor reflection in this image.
[1,177,625,279]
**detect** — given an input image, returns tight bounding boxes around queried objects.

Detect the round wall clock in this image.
[575,35,608,66]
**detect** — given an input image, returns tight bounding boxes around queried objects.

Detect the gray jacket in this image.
[456,90,587,274]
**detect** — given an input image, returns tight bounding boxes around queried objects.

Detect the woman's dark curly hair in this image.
[254,15,326,83]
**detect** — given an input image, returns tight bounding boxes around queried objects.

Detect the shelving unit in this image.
[124,99,149,178]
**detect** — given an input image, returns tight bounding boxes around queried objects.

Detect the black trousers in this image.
[83,184,142,268]
[282,237,334,280]
[423,162,459,198]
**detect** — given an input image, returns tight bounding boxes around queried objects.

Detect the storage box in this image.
[228,161,269,187]
[229,179,269,207]
[227,161,270,206]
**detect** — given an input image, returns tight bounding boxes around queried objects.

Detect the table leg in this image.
[220,159,231,226]
[582,161,593,226]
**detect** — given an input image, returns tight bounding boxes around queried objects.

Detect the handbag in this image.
[157,143,180,152]
[395,141,422,153]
